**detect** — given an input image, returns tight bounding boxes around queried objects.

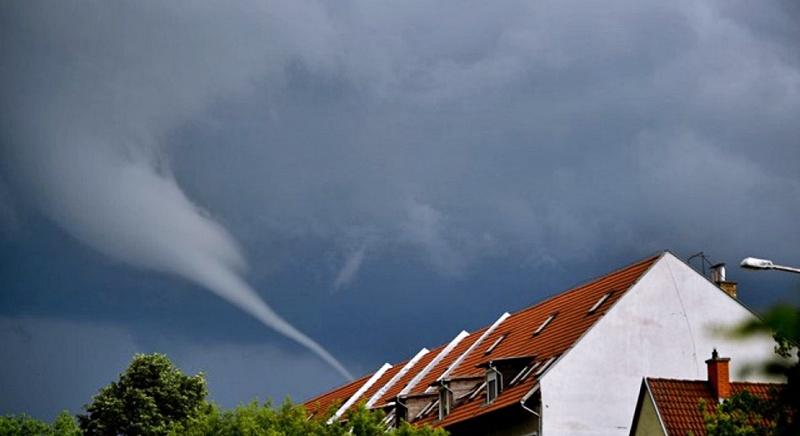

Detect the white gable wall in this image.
[538,253,777,435]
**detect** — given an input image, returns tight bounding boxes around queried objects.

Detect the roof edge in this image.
[328,363,392,423]
[644,378,671,436]
[401,330,470,396]
[510,252,666,317]
[522,252,666,401]
[434,312,511,386]
[662,251,765,326]
[366,348,430,408]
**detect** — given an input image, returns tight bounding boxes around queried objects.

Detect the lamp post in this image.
[740,257,800,274]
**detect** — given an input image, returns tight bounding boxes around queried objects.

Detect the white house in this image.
[305,252,778,435]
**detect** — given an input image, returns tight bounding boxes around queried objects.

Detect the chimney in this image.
[706,349,731,402]
[710,263,737,298]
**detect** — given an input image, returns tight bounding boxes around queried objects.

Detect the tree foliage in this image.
[171,400,447,436]
[0,411,80,436]
[78,353,207,435]
[706,300,799,435]
[71,352,445,435]
[701,390,777,436]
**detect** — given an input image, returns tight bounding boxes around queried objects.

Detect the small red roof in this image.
[305,253,662,428]
[644,378,780,435]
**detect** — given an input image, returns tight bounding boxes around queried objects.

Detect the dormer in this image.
[395,392,436,425]
[477,355,535,403]
[431,375,483,419]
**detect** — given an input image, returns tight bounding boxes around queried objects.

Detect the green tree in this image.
[701,390,777,436]
[734,304,799,435]
[50,411,81,436]
[4,351,446,436]
[79,353,207,435]
[0,410,80,436]
[0,414,50,436]
[705,300,799,435]
[172,400,447,436]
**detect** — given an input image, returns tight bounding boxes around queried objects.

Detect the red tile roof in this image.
[305,373,373,417]
[377,343,446,405]
[352,361,407,411]
[304,253,662,429]
[408,327,487,396]
[645,378,780,435]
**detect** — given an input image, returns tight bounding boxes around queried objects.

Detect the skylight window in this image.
[486,368,502,403]
[534,356,556,376]
[533,313,557,336]
[588,292,613,314]
[484,334,506,355]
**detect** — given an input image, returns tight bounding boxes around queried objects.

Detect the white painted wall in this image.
[538,253,779,436]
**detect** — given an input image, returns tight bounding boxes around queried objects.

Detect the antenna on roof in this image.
[687,252,714,277]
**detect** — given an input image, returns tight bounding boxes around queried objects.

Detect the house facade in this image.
[305,252,778,435]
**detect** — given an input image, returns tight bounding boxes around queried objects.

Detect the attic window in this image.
[588,292,613,314]
[484,334,506,355]
[486,368,502,403]
[533,313,557,336]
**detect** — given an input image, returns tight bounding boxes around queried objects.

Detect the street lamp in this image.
[740,257,800,274]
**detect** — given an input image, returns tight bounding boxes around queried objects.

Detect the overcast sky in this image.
[1,0,799,420]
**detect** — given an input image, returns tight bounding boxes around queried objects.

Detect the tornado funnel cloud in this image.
[199,265,354,380]
[16,142,352,380]
[0,0,354,384]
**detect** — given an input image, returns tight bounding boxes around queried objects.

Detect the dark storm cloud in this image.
[169,0,800,276]
[1,0,798,419]
[1,0,352,379]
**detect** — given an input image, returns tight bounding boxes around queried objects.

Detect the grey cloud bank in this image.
[1,0,799,420]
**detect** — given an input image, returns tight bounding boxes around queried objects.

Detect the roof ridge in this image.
[647,377,709,383]
[366,348,430,407]
[327,363,393,423]
[647,377,784,386]
[509,252,664,316]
